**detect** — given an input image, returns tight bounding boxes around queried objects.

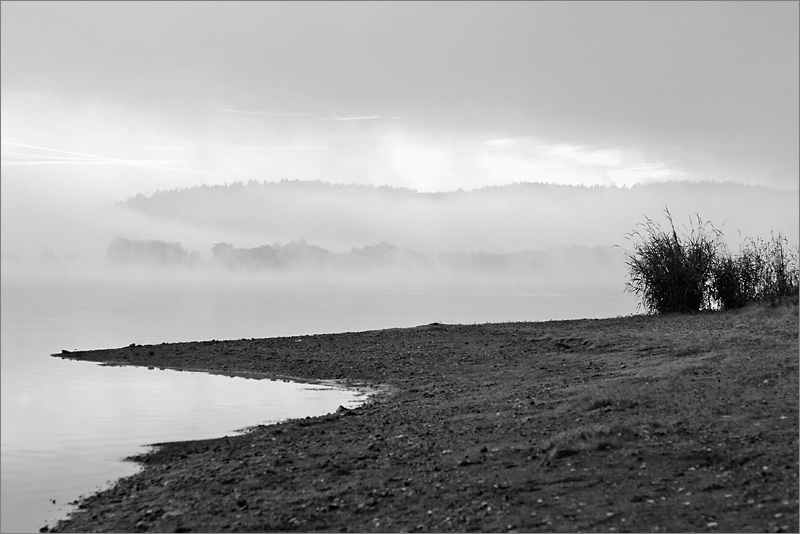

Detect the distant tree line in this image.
[211,239,332,270]
[104,236,620,282]
[118,179,797,257]
[106,237,201,267]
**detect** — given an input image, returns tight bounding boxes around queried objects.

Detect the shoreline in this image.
[49,304,798,533]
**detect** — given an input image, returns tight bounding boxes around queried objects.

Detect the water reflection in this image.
[0,280,636,532]
[1,358,365,533]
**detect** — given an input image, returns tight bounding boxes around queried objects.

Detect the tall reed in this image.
[712,233,799,309]
[621,209,723,314]
[622,210,798,314]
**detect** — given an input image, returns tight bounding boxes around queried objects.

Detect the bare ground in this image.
[48,302,798,533]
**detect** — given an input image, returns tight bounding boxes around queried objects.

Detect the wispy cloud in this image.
[546,145,623,167]
[220,109,318,118]
[1,141,117,163]
[474,137,686,188]
[326,115,408,121]
[219,109,406,122]
[326,115,382,121]
[0,141,234,180]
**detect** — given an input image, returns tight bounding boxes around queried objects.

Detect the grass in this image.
[541,422,639,463]
[620,209,724,314]
[621,208,798,314]
[712,232,799,310]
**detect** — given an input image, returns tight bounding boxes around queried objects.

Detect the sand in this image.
[48,302,798,533]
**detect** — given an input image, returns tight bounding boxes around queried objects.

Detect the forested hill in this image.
[121,180,798,253]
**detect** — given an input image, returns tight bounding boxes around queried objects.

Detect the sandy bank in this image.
[49,303,798,533]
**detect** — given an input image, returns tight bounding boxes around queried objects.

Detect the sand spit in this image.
[49,303,798,533]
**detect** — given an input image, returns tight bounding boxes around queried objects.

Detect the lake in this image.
[0,277,637,532]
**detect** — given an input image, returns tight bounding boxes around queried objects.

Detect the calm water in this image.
[0,278,636,533]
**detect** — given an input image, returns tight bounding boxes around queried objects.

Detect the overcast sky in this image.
[2,1,798,196]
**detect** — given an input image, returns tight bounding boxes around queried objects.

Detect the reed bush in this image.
[760,233,800,304]
[711,254,751,310]
[621,209,723,314]
[712,233,799,309]
[622,209,799,314]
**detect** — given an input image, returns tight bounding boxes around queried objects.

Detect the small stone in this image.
[707,522,718,528]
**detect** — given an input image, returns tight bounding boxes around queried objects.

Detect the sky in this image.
[2,1,798,198]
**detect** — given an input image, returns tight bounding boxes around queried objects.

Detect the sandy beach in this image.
[48,302,798,533]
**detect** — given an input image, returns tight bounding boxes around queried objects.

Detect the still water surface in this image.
[1,279,636,532]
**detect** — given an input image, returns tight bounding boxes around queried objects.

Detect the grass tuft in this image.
[620,208,723,314]
[711,232,799,310]
[541,423,639,463]
[620,208,798,314]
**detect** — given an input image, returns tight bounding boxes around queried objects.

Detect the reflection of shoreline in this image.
[92,358,385,400]
[3,355,364,534]
[49,302,799,533]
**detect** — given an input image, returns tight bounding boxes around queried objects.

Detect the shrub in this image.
[711,254,751,310]
[621,209,724,314]
[622,209,799,314]
[712,233,799,309]
[759,233,800,304]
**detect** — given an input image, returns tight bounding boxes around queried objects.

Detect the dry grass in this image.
[621,208,798,314]
[541,422,639,463]
[712,232,799,310]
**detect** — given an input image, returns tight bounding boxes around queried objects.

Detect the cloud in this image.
[472,137,686,188]
[220,109,318,118]
[1,141,116,163]
[0,141,233,181]
[0,93,732,195]
[545,145,623,167]
[219,109,405,122]
[326,115,382,121]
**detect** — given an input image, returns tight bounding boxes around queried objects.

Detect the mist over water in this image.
[3,3,797,295]
[0,280,374,533]
[2,169,797,301]
[2,4,797,533]
[0,269,637,533]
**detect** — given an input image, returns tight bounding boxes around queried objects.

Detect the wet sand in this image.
[49,302,798,533]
